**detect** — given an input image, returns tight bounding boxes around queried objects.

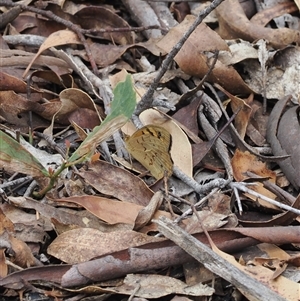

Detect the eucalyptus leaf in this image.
[0,131,49,177]
[69,74,136,162]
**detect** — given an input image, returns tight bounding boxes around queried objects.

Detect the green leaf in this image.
[69,74,136,162]
[0,131,49,177]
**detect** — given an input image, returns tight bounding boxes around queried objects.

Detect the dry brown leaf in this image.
[55,195,142,225]
[79,160,154,206]
[238,193,300,227]
[7,196,111,233]
[134,191,164,231]
[1,49,71,75]
[54,195,173,227]
[267,96,300,189]
[47,229,162,264]
[0,91,45,127]
[156,15,252,94]
[210,242,299,301]
[0,71,40,93]
[246,100,268,146]
[0,249,8,278]
[157,14,229,53]
[23,30,81,78]
[0,207,14,235]
[172,97,202,142]
[103,274,214,298]
[75,6,133,45]
[53,88,100,127]
[231,149,277,209]
[9,235,37,268]
[257,243,290,279]
[277,105,300,185]
[215,84,253,139]
[182,211,229,234]
[216,0,300,48]
[0,203,51,243]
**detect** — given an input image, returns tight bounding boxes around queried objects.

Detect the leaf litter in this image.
[0,0,300,300]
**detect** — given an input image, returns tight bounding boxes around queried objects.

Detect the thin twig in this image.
[198,109,233,180]
[232,186,243,215]
[83,24,161,34]
[33,132,66,158]
[230,182,300,215]
[0,176,33,189]
[173,166,230,195]
[128,283,141,301]
[134,0,226,115]
[172,188,219,224]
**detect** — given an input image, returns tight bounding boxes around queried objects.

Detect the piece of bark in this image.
[0,229,259,289]
[155,216,287,301]
[1,226,300,289]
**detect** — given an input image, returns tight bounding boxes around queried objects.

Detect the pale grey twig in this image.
[0,176,32,189]
[173,188,219,224]
[232,185,243,215]
[173,166,230,195]
[230,182,300,215]
[24,180,38,197]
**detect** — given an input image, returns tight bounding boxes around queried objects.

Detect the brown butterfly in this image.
[125,125,173,180]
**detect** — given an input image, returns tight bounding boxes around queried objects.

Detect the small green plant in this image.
[0,74,136,198]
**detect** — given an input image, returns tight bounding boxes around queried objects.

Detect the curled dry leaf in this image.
[75,6,134,45]
[7,196,107,233]
[216,0,300,48]
[0,91,45,128]
[215,84,253,139]
[267,96,300,190]
[55,88,101,127]
[134,191,164,230]
[250,2,298,27]
[0,207,14,234]
[231,149,277,209]
[157,14,229,53]
[0,71,40,93]
[0,250,7,278]
[238,194,300,227]
[54,194,172,227]
[54,195,143,225]
[1,48,70,75]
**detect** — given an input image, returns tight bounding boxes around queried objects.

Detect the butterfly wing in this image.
[125,125,173,180]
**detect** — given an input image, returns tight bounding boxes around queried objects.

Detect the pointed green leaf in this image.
[69,74,136,162]
[0,131,49,177]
